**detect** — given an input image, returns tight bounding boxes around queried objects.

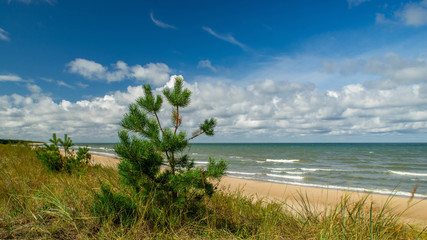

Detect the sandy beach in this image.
[90,153,427,226]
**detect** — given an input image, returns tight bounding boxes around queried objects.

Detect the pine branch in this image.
[186,118,217,141]
[154,111,164,135]
[186,130,204,141]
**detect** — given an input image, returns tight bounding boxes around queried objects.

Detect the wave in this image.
[88,146,114,151]
[194,161,208,164]
[264,167,297,171]
[230,156,243,159]
[266,174,304,180]
[227,171,258,176]
[286,171,304,175]
[301,168,351,172]
[412,178,427,182]
[270,170,304,175]
[388,170,427,177]
[89,151,118,158]
[266,159,299,163]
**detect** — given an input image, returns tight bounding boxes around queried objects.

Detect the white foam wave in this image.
[286,171,304,175]
[194,161,208,164]
[228,171,257,176]
[89,146,114,150]
[301,168,319,172]
[301,168,350,172]
[90,151,118,158]
[264,167,297,171]
[389,170,427,177]
[412,178,427,182]
[230,156,243,159]
[266,174,303,180]
[266,159,299,163]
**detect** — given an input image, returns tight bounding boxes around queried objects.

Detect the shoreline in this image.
[89,152,427,225]
[224,174,427,200]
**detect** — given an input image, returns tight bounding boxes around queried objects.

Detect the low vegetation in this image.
[36,133,91,173]
[1,144,426,239]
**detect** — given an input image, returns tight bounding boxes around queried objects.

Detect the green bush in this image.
[36,133,91,173]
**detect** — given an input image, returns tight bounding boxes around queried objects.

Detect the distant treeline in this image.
[0,139,41,145]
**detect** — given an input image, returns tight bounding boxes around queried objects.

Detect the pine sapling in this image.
[115,76,227,210]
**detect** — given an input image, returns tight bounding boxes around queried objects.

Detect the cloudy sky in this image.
[1,0,427,143]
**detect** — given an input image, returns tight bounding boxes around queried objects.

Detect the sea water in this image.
[75,143,427,198]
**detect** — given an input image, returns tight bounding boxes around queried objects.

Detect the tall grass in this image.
[1,144,425,239]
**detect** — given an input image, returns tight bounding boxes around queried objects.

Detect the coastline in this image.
[89,152,427,225]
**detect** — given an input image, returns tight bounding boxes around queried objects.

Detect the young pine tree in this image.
[115,76,227,208]
[36,133,91,173]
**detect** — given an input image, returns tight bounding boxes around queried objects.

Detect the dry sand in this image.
[90,153,427,226]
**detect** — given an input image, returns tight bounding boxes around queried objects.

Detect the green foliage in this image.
[36,133,91,173]
[114,76,227,214]
[115,130,162,193]
[92,184,137,225]
[162,77,191,108]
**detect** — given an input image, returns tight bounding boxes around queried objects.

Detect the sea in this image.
[74,143,427,199]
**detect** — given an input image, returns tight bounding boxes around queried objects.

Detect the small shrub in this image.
[36,133,91,173]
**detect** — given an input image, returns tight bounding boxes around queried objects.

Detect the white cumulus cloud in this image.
[0,84,143,141]
[67,58,171,85]
[67,58,106,80]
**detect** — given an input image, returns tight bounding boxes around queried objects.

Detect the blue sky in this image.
[1,0,427,142]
